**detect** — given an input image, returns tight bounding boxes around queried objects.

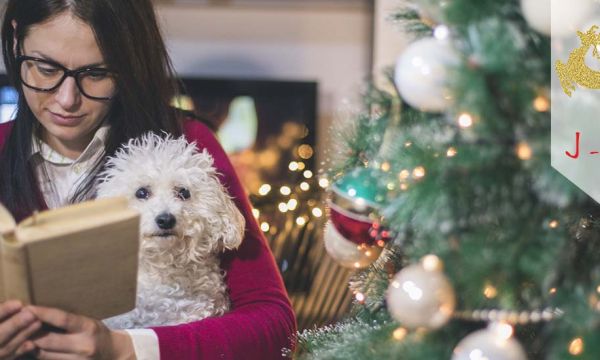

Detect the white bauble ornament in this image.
[452,323,528,360]
[386,256,456,329]
[323,221,382,269]
[521,0,593,37]
[394,38,458,112]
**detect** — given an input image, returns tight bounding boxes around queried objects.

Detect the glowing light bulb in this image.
[422,255,442,272]
[413,166,426,179]
[300,182,310,191]
[447,147,457,157]
[484,284,498,299]
[319,178,330,188]
[287,199,298,211]
[393,327,408,341]
[549,220,559,228]
[398,170,410,181]
[260,222,270,232]
[533,95,550,112]
[296,217,307,226]
[458,113,473,128]
[516,142,533,160]
[381,162,391,172]
[303,170,313,179]
[355,292,365,302]
[258,184,272,196]
[278,202,288,213]
[312,207,323,218]
[569,337,584,355]
[280,186,292,196]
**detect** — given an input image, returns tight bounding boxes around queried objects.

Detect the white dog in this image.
[96,133,245,329]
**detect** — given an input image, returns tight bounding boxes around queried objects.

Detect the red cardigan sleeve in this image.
[151,120,297,359]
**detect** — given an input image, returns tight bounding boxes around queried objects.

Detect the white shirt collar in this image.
[31,124,110,166]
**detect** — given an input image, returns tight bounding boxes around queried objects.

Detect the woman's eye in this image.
[135,187,151,200]
[37,65,60,76]
[85,70,108,81]
[176,187,191,201]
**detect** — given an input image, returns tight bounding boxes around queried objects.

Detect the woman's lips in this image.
[49,111,84,126]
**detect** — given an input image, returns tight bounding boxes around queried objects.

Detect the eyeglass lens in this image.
[20,59,116,99]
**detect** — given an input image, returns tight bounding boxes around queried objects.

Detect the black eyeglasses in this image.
[16,55,117,100]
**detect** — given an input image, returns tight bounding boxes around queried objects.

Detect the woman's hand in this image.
[0,300,40,359]
[25,305,135,360]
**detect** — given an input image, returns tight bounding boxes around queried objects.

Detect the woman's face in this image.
[20,11,113,158]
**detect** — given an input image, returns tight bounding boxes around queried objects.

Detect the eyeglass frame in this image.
[16,55,118,101]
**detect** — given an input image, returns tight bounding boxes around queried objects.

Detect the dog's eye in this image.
[135,187,151,200]
[176,187,191,201]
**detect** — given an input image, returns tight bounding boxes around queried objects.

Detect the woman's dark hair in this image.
[0,0,183,219]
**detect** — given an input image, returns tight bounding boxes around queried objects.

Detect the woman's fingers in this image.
[24,306,84,332]
[0,301,22,322]
[0,319,41,356]
[36,349,81,360]
[14,340,36,357]
[0,310,36,348]
[33,333,85,354]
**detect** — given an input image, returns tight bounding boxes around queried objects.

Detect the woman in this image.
[0,0,296,359]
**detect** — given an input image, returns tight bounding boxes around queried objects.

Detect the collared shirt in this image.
[29,125,160,360]
[30,124,109,208]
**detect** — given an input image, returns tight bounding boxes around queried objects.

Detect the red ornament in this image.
[328,202,375,246]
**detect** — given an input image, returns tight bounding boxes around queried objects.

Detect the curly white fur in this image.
[96,133,245,329]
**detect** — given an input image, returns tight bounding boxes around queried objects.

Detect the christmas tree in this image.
[294,0,600,359]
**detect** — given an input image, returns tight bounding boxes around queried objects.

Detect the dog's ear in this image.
[217,193,245,251]
[203,174,246,252]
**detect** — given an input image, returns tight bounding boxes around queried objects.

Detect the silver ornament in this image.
[386,256,455,329]
[452,323,528,360]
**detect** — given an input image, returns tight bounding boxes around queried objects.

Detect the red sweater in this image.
[0,120,297,359]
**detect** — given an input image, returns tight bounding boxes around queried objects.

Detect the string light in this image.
[280,186,292,196]
[319,178,330,188]
[458,113,474,128]
[484,284,498,299]
[278,202,289,213]
[398,170,410,181]
[549,287,557,295]
[289,161,299,171]
[258,184,272,196]
[300,182,310,191]
[312,207,323,218]
[404,142,412,148]
[303,170,313,178]
[260,222,270,232]
[287,199,298,211]
[298,144,314,159]
[422,254,442,272]
[516,142,533,160]
[434,25,450,40]
[297,162,306,171]
[252,208,260,219]
[549,220,559,229]
[355,292,365,302]
[393,327,408,341]
[569,337,584,356]
[381,162,391,172]
[412,166,426,179]
[387,182,396,190]
[446,147,457,157]
[533,95,550,112]
[296,217,307,226]
[400,183,409,191]
[596,285,600,294]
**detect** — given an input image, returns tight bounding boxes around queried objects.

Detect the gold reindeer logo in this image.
[556,25,600,97]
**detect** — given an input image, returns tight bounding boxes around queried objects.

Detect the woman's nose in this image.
[54,76,82,110]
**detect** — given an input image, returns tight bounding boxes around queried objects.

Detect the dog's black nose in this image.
[155,213,176,230]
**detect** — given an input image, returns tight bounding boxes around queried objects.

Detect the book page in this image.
[0,203,15,237]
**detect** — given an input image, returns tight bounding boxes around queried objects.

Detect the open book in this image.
[0,197,139,320]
